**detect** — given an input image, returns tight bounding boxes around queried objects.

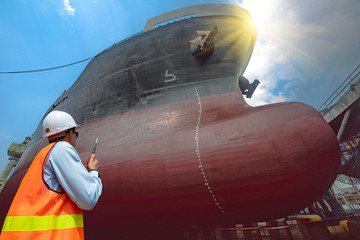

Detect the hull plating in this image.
[0,5,340,239]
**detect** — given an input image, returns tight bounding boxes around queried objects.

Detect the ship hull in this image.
[80,91,339,226]
[1,91,340,238]
[0,4,340,239]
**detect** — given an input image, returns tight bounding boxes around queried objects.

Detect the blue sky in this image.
[0,0,359,174]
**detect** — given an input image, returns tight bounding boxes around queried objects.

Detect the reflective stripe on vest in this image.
[3,214,83,232]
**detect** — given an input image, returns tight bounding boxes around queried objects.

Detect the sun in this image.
[241,0,274,36]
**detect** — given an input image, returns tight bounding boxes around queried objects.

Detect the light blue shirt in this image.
[43,141,103,210]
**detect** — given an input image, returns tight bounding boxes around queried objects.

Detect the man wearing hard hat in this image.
[0,110,102,240]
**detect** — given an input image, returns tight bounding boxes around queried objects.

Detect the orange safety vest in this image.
[0,143,84,240]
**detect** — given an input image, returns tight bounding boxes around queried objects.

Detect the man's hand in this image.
[87,154,99,171]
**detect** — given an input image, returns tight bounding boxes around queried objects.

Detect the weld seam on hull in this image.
[194,87,225,214]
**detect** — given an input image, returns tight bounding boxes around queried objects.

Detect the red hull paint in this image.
[0,91,340,238]
[77,91,339,233]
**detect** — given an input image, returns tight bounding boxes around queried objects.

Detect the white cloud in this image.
[238,0,294,106]
[245,85,287,106]
[235,0,360,108]
[63,0,75,16]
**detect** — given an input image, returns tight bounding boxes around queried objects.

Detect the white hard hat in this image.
[42,110,80,138]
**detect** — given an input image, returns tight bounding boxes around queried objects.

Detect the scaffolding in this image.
[318,64,360,117]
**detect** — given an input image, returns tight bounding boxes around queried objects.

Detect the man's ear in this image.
[67,131,72,141]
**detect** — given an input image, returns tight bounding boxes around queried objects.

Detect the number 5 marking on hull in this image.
[164,70,176,82]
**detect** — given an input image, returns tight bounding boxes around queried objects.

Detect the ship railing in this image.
[318,64,360,116]
[99,13,196,53]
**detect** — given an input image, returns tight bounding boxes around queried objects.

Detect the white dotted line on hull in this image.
[194,87,225,214]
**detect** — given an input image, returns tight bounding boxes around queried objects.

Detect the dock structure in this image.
[318,64,360,142]
[0,137,30,193]
[318,65,360,181]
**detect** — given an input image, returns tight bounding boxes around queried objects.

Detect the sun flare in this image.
[241,0,275,36]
